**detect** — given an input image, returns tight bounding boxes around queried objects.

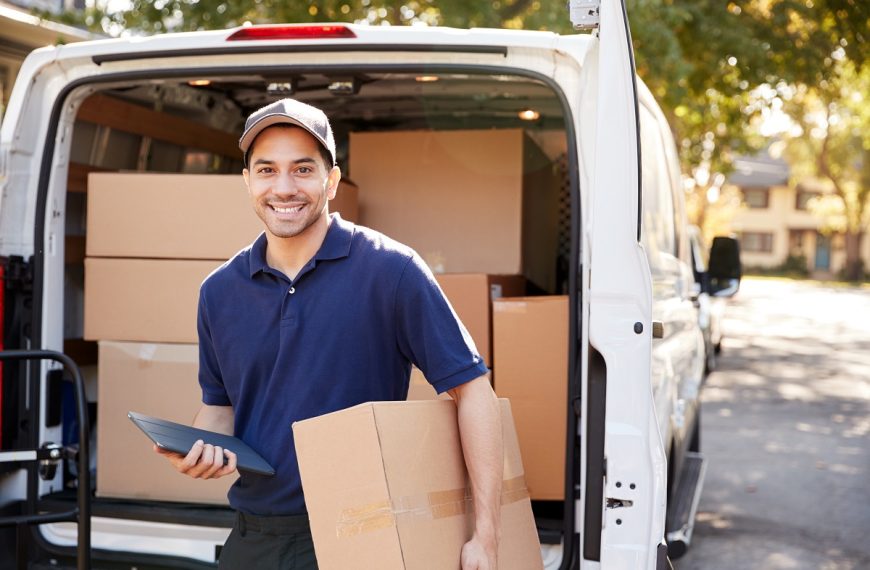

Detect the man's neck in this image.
[264,213,331,281]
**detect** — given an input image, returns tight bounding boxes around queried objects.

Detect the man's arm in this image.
[153,403,237,480]
[448,375,503,570]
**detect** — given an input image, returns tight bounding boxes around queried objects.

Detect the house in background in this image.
[0,0,93,118]
[727,150,870,277]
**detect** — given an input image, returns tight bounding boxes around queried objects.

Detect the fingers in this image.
[176,440,205,474]
[156,439,238,480]
[200,446,225,479]
[215,449,238,478]
[187,442,215,478]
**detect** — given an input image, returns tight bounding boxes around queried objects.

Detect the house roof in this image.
[0,0,95,58]
[729,151,790,188]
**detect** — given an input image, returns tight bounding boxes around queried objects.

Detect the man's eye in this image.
[258,167,274,174]
[296,166,313,174]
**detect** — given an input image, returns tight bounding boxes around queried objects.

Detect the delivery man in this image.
[154,98,504,570]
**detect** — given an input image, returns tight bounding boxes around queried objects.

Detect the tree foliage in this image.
[781,59,869,279]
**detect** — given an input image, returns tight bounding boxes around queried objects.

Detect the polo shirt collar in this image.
[248,213,354,278]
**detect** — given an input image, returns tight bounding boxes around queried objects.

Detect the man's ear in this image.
[326,166,341,200]
[242,168,250,192]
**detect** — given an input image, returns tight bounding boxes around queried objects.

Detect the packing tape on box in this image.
[493,301,528,314]
[336,475,529,538]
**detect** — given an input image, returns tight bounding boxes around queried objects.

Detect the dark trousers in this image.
[218,511,318,570]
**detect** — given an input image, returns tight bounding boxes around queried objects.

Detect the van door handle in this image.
[652,321,664,339]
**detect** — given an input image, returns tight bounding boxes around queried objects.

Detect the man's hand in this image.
[153,404,237,479]
[154,440,237,479]
[460,534,498,570]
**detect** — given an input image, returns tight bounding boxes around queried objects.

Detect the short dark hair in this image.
[243,124,334,171]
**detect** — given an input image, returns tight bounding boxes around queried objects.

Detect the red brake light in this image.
[227,25,356,41]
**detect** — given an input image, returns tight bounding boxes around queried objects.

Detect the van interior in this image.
[8,69,579,565]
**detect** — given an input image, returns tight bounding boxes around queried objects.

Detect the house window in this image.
[795,189,818,211]
[741,232,774,253]
[788,229,805,249]
[742,187,770,208]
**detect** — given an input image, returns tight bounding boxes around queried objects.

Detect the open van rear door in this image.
[572,1,668,568]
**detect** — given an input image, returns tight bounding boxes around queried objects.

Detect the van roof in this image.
[49,23,593,62]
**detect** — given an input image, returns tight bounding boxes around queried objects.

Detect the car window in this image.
[639,106,677,273]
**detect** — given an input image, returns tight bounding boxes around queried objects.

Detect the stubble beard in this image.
[259,194,328,239]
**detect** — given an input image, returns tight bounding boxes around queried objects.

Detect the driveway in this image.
[676,277,870,570]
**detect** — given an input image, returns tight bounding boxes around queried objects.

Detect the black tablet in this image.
[128,411,275,476]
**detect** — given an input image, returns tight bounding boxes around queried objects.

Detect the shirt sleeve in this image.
[394,253,489,394]
[198,287,231,406]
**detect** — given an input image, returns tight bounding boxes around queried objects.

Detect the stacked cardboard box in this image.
[294,399,543,569]
[85,173,358,259]
[349,129,560,292]
[493,296,569,500]
[406,273,524,400]
[86,173,359,503]
[96,342,233,503]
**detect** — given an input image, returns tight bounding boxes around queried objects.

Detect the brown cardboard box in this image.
[493,296,568,500]
[333,178,359,223]
[406,367,438,400]
[84,258,222,343]
[86,173,359,259]
[405,367,453,401]
[96,341,233,503]
[294,399,542,570]
[349,129,560,291]
[436,274,525,367]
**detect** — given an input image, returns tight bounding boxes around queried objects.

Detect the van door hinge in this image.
[569,0,600,30]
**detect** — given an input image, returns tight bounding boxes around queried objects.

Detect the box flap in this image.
[293,402,405,568]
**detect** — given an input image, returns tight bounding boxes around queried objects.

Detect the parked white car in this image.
[688,226,739,374]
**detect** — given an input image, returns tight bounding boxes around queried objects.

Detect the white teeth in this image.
[273,204,304,213]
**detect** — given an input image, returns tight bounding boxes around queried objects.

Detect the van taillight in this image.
[226,24,356,41]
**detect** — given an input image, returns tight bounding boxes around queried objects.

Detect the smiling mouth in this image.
[271,204,305,214]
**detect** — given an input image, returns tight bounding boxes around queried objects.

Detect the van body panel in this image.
[582,0,668,567]
[0,8,701,568]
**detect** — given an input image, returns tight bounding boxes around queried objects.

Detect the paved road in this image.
[676,277,870,570]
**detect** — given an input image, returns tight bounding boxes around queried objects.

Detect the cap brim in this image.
[238,113,330,155]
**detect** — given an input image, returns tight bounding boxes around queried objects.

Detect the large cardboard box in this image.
[406,367,438,401]
[86,173,359,259]
[436,274,524,367]
[492,296,568,500]
[96,341,233,503]
[349,129,560,291]
[405,367,453,401]
[84,258,222,343]
[294,399,543,570]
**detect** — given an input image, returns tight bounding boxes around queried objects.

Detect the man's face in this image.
[243,126,338,239]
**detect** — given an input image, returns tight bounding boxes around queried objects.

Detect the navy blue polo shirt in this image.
[197,213,488,515]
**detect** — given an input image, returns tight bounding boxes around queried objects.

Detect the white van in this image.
[0,2,742,568]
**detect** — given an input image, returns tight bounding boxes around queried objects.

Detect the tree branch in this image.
[499,0,533,22]
[817,106,847,201]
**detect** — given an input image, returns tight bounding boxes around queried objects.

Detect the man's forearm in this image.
[192,404,234,435]
[450,376,503,546]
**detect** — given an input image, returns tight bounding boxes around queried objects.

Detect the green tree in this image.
[781,59,869,280]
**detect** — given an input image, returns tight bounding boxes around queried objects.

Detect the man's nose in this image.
[272,172,298,197]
